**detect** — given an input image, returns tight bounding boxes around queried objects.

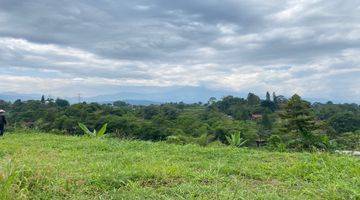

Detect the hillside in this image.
[0,132,359,199]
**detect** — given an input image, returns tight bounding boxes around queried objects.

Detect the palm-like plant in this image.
[226,132,247,147]
[78,123,107,138]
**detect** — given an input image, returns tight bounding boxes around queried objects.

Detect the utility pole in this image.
[77,93,81,103]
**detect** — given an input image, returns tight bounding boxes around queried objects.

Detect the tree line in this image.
[0,92,359,151]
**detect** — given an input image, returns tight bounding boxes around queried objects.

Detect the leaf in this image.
[226,132,247,147]
[238,139,248,147]
[234,132,240,144]
[78,123,93,136]
[226,135,232,145]
[97,123,107,138]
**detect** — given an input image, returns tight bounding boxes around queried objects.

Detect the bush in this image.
[207,140,225,147]
[268,135,282,147]
[191,134,214,147]
[166,135,189,145]
[226,132,247,147]
[166,134,214,147]
[335,131,360,150]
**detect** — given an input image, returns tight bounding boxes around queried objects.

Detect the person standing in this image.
[0,110,7,136]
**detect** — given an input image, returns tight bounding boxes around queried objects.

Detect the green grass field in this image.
[0,131,359,199]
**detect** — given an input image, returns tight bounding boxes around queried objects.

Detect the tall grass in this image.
[0,131,359,199]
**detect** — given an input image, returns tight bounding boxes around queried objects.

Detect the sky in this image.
[0,0,359,102]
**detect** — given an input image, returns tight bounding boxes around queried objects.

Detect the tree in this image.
[258,111,273,140]
[329,112,360,133]
[247,93,260,106]
[161,105,180,120]
[142,105,160,119]
[261,99,276,111]
[208,97,217,105]
[281,94,319,149]
[274,95,288,108]
[266,92,271,102]
[41,95,45,104]
[113,101,128,107]
[55,98,70,108]
[272,92,277,103]
[261,112,272,131]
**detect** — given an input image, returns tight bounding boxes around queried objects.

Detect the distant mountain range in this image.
[0,92,161,105]
[0,92,40,102]
[0,86,235,105]
[81,86,238,104]
[0,86,352,105]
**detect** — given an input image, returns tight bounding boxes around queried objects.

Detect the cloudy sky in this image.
[0,0,359,102]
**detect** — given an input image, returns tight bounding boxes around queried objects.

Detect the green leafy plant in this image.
[226,132,247,147]
[78,123,107,138]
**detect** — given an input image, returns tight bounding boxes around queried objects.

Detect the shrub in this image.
[191,134,214,147]
[335,131,360,150]
[166,134,214,147]
[226,132,247,147]
[78,123,108,138]
[166,135,189,145]
[268,135,282,147]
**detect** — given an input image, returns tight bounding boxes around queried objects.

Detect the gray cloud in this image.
[0,0,359,102]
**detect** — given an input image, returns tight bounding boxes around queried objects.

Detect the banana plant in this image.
[226,132,247,147]
[78,123,107,138]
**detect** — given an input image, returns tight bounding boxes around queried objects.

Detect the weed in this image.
[78,123,108,138]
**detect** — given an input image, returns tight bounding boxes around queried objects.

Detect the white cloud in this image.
[0,0,359,102]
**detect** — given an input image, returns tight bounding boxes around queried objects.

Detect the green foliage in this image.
[192,133,214,146]
[329,112,360,133]
[268,135,282,147]
[260,111,272,133]
[0,160,17,200]
[2,92,359,151]
[78,123,108,138]
[55,98,70,108]
[166,133,214,146]
[166,135,188,145]
[113,100,129,107]
[247,93,261,106]
[97,123,108,137]
[334,131,360,150]
[226,132,247,147]
[78,122,93,135]
[281,94,324,150]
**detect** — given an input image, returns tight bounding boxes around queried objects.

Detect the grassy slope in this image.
[0,132,359,200]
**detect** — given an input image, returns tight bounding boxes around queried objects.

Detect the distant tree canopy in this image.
[1,92,359,151]
[55,98,70,108]
[247,93,260,106]
[329,112,360,133]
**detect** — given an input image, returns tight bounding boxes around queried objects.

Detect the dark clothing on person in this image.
[0,115,7,136]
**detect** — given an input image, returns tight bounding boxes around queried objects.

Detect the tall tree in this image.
[261,92,276,111]
[247,93,260,106]
[272,92,277,102]
[261,111,272,131]
[41,95,45,104]
[259,111,272,140]
[281,94,318,149]
[266,92,271,102]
